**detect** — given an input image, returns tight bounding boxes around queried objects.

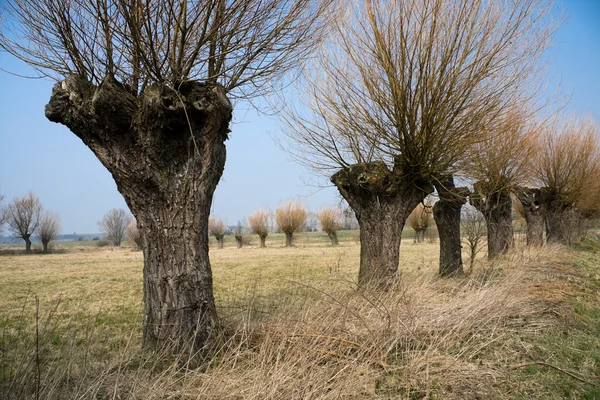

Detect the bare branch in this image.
[280,0,557,178]
[1,0,334,98]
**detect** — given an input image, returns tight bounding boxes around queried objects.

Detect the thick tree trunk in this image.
[471,183,514,259]
[331,162,431,289]
[45,74,232,355]
[545,201,580,245]
[514,187,545,247]
[285,232,293,247]
[259,235,267,248]
[216,236,224,249]
[235,236,243,248]
[42,240,49,253]
[433,177,469,276]
[326,231,339,245]
[24,235,32,253]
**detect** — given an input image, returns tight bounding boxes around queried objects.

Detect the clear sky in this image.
[0,0,599,235]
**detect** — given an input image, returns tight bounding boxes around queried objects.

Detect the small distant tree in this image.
[0,194,7,235]
[317,207,341,245]
[234,221,244,249]
[209,218,226,249]
[248,209,270,248]
[126,220,143,251]
[98,208,131,247]
[5,192,43,252]
[461,207,487,274]
[276,201,307,247]
[407,200,433,243]
[37,212,61,253]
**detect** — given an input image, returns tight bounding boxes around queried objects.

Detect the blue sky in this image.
[0,0,599,234]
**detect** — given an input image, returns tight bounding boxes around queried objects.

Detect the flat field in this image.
[0,232,599,399]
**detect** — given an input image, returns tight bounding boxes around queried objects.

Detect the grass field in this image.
[0,231,599,399]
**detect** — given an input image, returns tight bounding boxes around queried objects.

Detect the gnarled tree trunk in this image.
[514,187,545,247]
[259,235,267,248]
[215,236,224,249]
[331,162,431,289]
[46,74,232,355]
[326,231,339,245]
[471,183,514,259]
[433,176,468,276]
[544,199,581,245]
[42,240,49,253]
[235,235,243,248]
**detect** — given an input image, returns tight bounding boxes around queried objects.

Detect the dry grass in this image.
[0,237,597,399]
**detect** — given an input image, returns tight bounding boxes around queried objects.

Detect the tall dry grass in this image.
[1,245,563,399]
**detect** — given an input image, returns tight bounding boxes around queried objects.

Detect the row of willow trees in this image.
[2,0,597,356]
[208,201,347,249]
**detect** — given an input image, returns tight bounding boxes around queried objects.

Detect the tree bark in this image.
[259,235,267,248]
[24,235,32,253]
[285,232,293,247]
[42,240,49,253]
[514,187,545,247]
[326,231,339,245]
[433,177,469,276]
[470,183,514,259]
[45,74,232,355]
[331,162,432,289]
[235,236,243,248]
[216,236,224,249]
[544,200,581,245]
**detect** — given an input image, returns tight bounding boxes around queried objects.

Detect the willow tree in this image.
[317,207,342,245]
[407,200,433,243]
[0,0,332,354]
[248,208,271,248]
[467,110,539,258]
[533,118,600,244]
[281,0,555,286]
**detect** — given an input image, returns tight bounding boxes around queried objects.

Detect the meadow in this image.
[0,231,599,399]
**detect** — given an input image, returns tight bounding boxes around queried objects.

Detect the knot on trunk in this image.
[470,180,510,212]
[92,75,138,130]
[140,82,232,127]
[45,75,95,124]
[514,186,544,215]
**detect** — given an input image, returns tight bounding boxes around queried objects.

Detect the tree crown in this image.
[1,0,333,98]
